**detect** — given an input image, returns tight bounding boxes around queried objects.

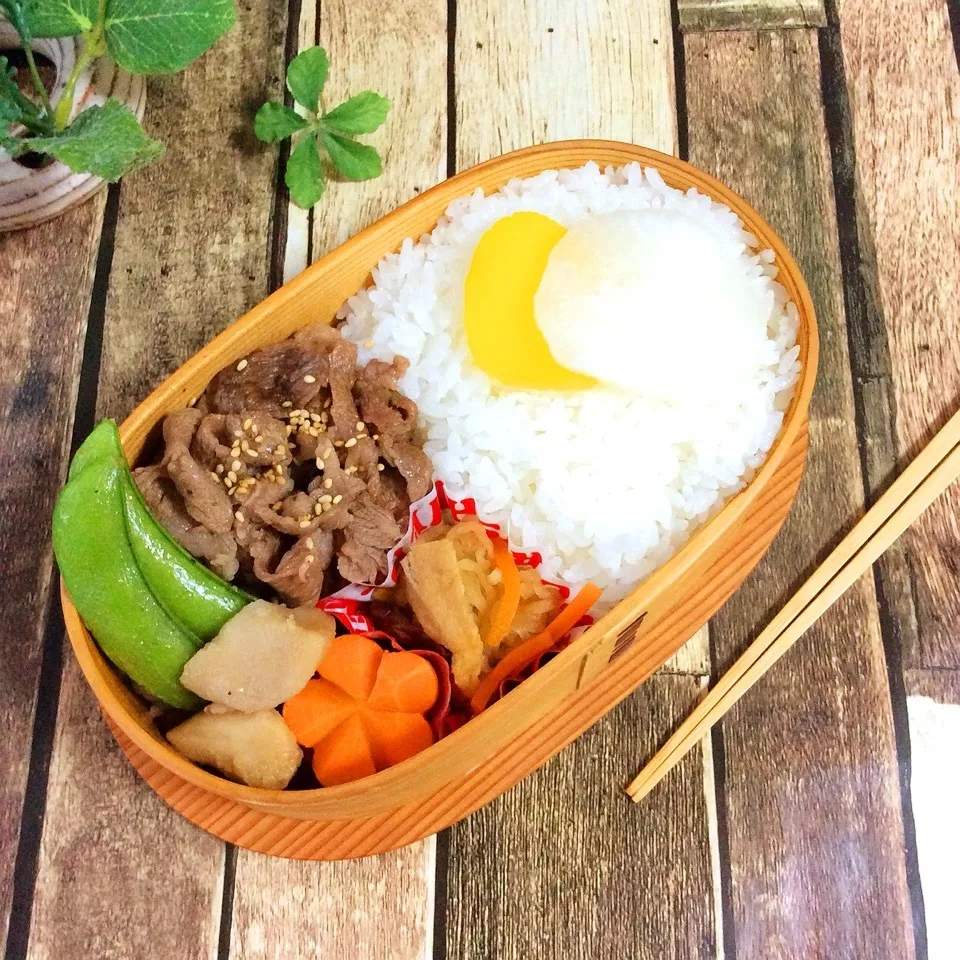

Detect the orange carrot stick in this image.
[483,538,521,648]
[470,582,602,714]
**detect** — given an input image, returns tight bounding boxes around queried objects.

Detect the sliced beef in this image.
[165,448,234,533]
[206,343,327,417]
[253,532,331,607]
[161,407,204,456]
[313,444,367,504]
[355,358,418,440]
[293,323,340,355]
[292,426,322,463]
[338,536,386,584]
[378,434,433,502]
[337,498,402,583]
[327,340,361,439]
[345,436,411,519]
[347,498,402,548]
[256,491,324,537]
[192,414,234,469]
[134,465,239,580]
[238,475,294,517]
[139,322,434,602]
[377,469,412,526]
[236,413,291,469]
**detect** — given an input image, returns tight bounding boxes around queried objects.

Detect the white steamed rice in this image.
[339,162,801,604]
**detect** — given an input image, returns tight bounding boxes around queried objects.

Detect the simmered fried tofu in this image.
[401,539,485,693]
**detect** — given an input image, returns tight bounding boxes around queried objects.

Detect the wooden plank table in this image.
[1,0,958,957]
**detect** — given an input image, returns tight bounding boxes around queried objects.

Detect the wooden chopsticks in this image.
[627,406,960,803]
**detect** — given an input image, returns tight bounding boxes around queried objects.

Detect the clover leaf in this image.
[254,44,390,210]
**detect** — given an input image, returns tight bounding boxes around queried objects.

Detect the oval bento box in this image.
[61,140,818,860]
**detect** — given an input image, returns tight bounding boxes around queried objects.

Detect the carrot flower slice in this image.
[282,633,441,787]
[470,582,602,715]
[483,537,521,649]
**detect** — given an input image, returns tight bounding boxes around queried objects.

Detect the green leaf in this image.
[0,54,50,129]
[0,100,28,156]
[104,0,236,75]
[253,101,307,143]
[321,91,390,136]
[285,45,328,112]
[2,0,32,43]
[285,134,324,209]
[17,0,98,37]
[25,98,164,180]
[321,130,381,181]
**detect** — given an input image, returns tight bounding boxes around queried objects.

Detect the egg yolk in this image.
[463,211,596,391]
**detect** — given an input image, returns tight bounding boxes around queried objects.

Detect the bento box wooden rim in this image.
[61,139,819,818]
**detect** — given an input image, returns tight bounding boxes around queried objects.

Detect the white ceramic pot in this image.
[0,19,145,232]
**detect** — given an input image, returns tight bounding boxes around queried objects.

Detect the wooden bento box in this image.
[60,140,818,860]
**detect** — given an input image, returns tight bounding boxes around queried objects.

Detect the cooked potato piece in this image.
[167,707,302,789]
[401,539,484,693]
[181,600,335,711]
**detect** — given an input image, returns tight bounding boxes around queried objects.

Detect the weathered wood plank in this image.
[309,0,447,253]
[445,676,717,959]
[228,2,447,955]
[833,0,960,671]
[26,672,228,960]
[455,0,677,169]
[678,0,825,32]
[230,845,435,960]
[95,12,290,416]
[0,197,104,954]
[26,4,292,958]
[686,29,915,958]
[817,4,922,696]
[448,5,718,957]
[662,632,711,675]
[280,0,317,284]
[904,668,960,705]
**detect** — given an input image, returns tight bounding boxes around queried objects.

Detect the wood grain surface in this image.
[230,846,434,960]
[904,668,960,706]
[454,0,677,168]
[226,2,448,953]
[686,29,915,958]
[310,0,447,254]
[25,4,292,958]
[678,0,826,31]
[833,0,960,675]
[26,672,227,960]
[0,197,104,954]
[2,0,958,955]
[445,5,719,957]
[445,676,716,960]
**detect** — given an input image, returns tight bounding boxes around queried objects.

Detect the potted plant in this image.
[0,0,235,232]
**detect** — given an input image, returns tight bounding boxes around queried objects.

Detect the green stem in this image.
[53,25,104,131]
[23,44,52,115]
